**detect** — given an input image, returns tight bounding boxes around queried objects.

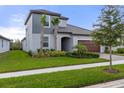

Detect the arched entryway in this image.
[61,37,72,51]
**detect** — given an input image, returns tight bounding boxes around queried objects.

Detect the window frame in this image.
[43,35,50,49]
[42,15,51,28]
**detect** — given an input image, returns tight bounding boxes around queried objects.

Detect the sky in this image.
[0,5,103,40]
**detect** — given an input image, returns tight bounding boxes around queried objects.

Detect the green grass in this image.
[116,54,124,56]
[0,50,107,73]
[1,64,124,88]
[111,53,124,56]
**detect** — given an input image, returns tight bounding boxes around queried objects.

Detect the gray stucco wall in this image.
[0,38,10,53]
[32,14,67,34]
[32,14,54,34]
[22,39,27,51]
[25,15,33,51]
[31,34,55,52]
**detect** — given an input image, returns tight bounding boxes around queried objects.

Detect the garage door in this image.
[78,40,100,52]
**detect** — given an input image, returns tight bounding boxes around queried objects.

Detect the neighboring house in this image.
[22,37,27,51]
[0,35,10,53]
[22,9,104,53]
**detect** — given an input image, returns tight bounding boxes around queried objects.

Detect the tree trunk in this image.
[54,26,58,50]
[109,45,112,70]
[40,25,44,52]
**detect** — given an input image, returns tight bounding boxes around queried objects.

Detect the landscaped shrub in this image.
[117,48,124,53]
[37,49,55,53]
[66,51,99,58]
[73,44,88,57]
[47,50,66,57]
[112,50,117,54]
[105,46,109,53]
[11,39,22,50]
[83,52,99,58]
[32,49,66,58]
[28,50,33,56]
[66,44,99,58]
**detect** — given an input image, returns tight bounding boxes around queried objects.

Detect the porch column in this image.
[56,35,61,50]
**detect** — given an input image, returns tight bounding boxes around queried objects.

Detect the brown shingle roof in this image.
[58,24,91,35]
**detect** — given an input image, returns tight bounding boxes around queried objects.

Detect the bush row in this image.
[117,48,124,53]
[104,47,124,54]
[28,44,99,58]
[66,51,99,58]
[28,50,99,58]
[32,50,66,58]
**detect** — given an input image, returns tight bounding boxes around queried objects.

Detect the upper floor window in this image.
[42,15,50,28]
[59,19,67,27]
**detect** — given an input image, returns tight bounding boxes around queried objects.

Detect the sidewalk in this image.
[85,78,124,88]
[0,60,124,79]
[100,53,124,61]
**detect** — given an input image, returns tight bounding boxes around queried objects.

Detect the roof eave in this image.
[0,35,11,41]
[58,31,90,36]
[60,16,69,20]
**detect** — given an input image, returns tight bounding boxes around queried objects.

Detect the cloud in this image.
[0,13,26,40]
[0,26,25,40]
[9,14,25,26]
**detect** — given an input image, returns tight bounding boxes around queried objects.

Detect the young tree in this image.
[51,17,60,50]
[40,14,47,51]
[92,5,124,72]
[11,39,22,50]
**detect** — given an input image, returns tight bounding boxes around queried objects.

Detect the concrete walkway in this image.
[85,79,124,88]
[0,60,124,79]
[100,54,124,61]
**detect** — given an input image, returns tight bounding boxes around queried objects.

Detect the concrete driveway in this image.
[100,54,124,61]
[85,79,124,88]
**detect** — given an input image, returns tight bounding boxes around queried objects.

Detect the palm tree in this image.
[40,14,46,52]
[51,17,60,50]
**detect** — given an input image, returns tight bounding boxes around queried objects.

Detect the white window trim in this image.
[43,15,51,28]
[43,35,50,49]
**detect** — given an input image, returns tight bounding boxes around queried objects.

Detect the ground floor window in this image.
[2,39,3,48]
[43,36,49,48]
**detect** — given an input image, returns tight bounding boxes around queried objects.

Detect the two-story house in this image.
[22,9,104,53]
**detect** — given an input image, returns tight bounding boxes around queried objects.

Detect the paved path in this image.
[100,54,124,61]
[85,79,124,88]
[0,60,124,79]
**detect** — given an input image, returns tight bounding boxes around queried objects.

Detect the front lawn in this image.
[110,53,124,56]
[1,64,124,88]
[120,54,124,56]
[116,54,124,56]
[0,50,107,73]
